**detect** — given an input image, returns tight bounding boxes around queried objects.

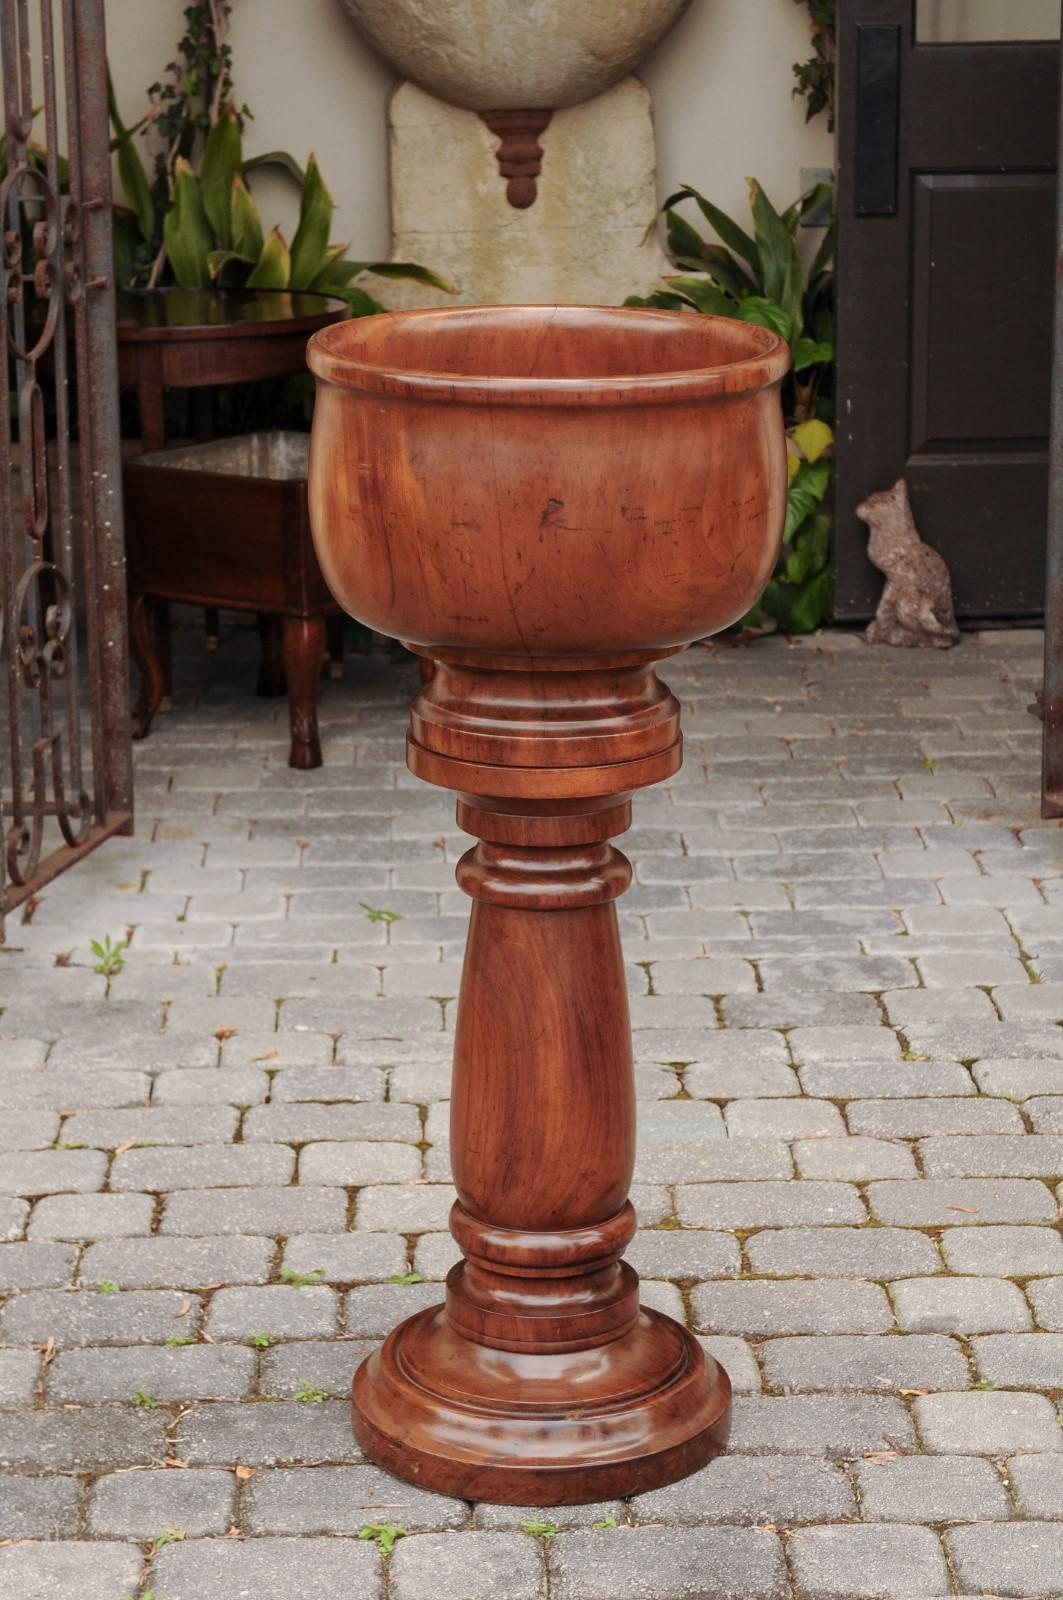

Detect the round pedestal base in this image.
[352,1303,731,1505]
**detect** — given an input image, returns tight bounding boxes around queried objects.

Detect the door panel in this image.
[836,0,1059,619]
[909,175,1053,449]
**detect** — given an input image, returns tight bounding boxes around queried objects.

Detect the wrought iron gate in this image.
[1,0,132,934]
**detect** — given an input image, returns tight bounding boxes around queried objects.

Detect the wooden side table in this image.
[117,288,348,754]
[124,432,334,769]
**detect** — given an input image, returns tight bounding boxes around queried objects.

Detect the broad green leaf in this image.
[665,209,708,264]
[783,180,833,232]
[241,149,306,186]
[759,563,832,633]
[661,185,760,274]
[735,294,793,343]
[785,544,812,585]
[201,108,242,249]
[798,511,832,568]
[358,261,457,293]
[289,152,334,290]
[246,225,291,289]
[749,179,803,332]
[339,285,386,317]
[784,458,832,541]
[309,249,366,294]
[664,275,735,317]
[230,174,263,261]
[623,291,694,311]
[792,336,833,373]
[792,418,834,463]
[810,216,836,281]
[206,247,255,281]
[163,157,212,288]
[107,69,153,242]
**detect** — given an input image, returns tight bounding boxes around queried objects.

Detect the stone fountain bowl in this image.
[306,304,789,660]
[336,0,693,110]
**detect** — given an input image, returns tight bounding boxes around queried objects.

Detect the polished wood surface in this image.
[307,305,788,1503]
[123,435,340,769]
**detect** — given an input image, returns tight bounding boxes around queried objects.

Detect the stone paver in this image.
[2,629,1061,1598]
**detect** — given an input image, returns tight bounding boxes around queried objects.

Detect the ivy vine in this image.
[792,0,836,132]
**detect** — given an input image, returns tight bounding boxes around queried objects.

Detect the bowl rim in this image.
[306,303,790,407]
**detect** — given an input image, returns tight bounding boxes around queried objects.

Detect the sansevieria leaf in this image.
[246,225,291,289]
[230,174,263,262]
[163,158,212,287]
[107,69,153,243]
[289,153,333,290]
[200,108,242,249]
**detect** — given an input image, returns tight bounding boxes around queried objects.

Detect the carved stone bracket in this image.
[480,108,553,208]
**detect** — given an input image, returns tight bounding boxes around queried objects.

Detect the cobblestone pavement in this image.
[2,621,1063,1599]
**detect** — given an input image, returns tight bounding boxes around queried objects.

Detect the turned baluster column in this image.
[446,793,639,1355]
[350,653,731,1503]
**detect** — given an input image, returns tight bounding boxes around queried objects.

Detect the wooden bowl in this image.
[307,304,788,662]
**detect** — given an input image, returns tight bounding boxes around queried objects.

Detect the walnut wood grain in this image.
[308,305,788,1503]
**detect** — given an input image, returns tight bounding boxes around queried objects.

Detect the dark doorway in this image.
[835,0,1060,620]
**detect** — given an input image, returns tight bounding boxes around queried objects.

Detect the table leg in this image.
[257,614,286,698]
[283,615,325,769]
[130,595,165,740]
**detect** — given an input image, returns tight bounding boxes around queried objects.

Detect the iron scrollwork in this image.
[0,0,133,930]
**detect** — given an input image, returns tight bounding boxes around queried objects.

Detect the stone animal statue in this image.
[855,478,959,649]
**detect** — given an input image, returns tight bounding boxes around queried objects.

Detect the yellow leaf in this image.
[791,418,834,464]
[787,452,801,484]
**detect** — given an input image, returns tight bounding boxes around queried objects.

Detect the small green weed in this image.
[293,1380,327,1403]
[359,902,402,925]
[149,1529,184,1554]
[134,1389,160,1409]
[520,1517,557,1540]
[280,1265,325,1289]
[592,1514,618,1529]
[95,1281,120,1295]
[54,1139,85,1150]
[164,1335,196,1347]
[388,1271,424,1285]
[921,756,937,774]
[249,1331,274,1348]
[91,933,128,977]
[358,1523,407,1555]
[974,1379,996,1391]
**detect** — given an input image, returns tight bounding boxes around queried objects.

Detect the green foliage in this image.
[134,1389,161,1408]
[280,1265,325,1288]
[95,1280,120,1295]
[111,94,451,310]
[90,934,128,977]
[520,1518,558,1540]
[248,1331,274,1348]
[359,903,402,925]
[358,1523,407,1555]
[792,1,836,131]
[387,1271,424,1285]
[293,1380,327,1403]
[165,1334,196,1347]
[110,6,452,314]
[592,1515,618,1529]
[629,177,835,633]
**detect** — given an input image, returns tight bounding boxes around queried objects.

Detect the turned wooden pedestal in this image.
[307,305,788,1503]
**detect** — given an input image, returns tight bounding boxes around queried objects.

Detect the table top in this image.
[115,288,349,344]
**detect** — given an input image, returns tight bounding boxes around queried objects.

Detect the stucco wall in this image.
[105,0,834,283]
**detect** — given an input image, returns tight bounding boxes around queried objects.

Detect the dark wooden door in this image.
[835,1,1059,620]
